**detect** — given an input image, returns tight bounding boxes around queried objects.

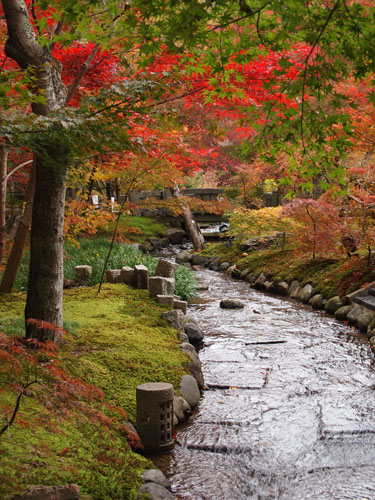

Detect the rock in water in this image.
[220,299,244,309]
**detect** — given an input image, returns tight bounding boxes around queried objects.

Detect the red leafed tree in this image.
[281,199,342,259]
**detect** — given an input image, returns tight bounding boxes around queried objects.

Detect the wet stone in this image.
[138,483,174,500]
[220,299,244,309]
[325,295,344,314]
[141,469,171,490]
[180,374,200,408]
[309,294,323,309]
[184,323,204,344]
[335,304,354,320]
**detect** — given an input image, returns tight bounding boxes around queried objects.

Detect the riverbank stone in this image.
[264,281,275,292]
[288,280,300,299]
[184,323,204,343]
[296,284,314,303]
[309,294,323,309]
[141,470,171,490]
[138,483,174,500]
[191,254,209,267]
[218,261,231,272]
[149,277,175,297]
[176,250,192,264]
[325,296,344,314]
[274,281,289,296]
[166,228,186,244]
[173,395,192,423]
[162,309,184,331]
[346,305,375,331]
[208,257,220,271]
[335,305,354,320]
[220,299,245,309]
[180,343,204,386]
[244,272,256,285]
[180,374,201,408]
[253,272,267,290]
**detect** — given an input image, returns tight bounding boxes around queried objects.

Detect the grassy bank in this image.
[201,242,375,298]
[0,284,188,499]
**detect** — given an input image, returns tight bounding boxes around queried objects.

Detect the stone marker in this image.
[134,264,149,289]
[105,269,121,283]
[155,259,177,278]
[156,295,175,307]
[120,266,135,286]
[136,382,174,453]
[75,265,92,282]
[173,300,188,314]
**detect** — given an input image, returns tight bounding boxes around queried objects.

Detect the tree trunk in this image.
[171,182,205,250]
[25,145,68,341]
[0,161,35,293]
[2,0,68,342]
[0,144,8,266]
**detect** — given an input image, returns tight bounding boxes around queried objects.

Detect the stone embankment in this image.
[176,250,375,352]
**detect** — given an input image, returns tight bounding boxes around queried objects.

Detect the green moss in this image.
[0,284,189,499]
[99,215,167,244]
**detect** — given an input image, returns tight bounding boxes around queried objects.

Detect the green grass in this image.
[0,284,189,500]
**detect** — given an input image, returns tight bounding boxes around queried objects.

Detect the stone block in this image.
[120,266,135,286]
[149,277,174,297]
[156,295,175,307]
[155,259,178,278]
[75,265,92,282]
[106,269,121,283]
[173,300,188,314]
[134,264,149,289]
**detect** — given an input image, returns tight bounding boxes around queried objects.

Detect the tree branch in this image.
[0,380,39,436]
[65,44,100,105]
[5,159,33,183]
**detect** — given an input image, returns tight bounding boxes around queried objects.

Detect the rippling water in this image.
[156,268,375,500]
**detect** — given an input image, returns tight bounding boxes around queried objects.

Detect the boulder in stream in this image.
[220,299,245,309]
[138,483,174,500]
[184,323,204,343]
[179,374,201,408]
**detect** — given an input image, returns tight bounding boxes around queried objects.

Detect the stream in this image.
[155,267,375,499]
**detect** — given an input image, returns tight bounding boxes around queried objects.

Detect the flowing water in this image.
[156,268,375,500]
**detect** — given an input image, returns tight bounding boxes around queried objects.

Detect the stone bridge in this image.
[122,188,224,223]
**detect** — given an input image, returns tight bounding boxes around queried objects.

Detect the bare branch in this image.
[5,159,33,183]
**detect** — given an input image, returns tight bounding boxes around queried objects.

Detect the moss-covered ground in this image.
[98,215,168,244]
[201,241,375,298]
[0,284,188,500]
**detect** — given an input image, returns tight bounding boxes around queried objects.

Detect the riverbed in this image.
[157,267,375,500]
